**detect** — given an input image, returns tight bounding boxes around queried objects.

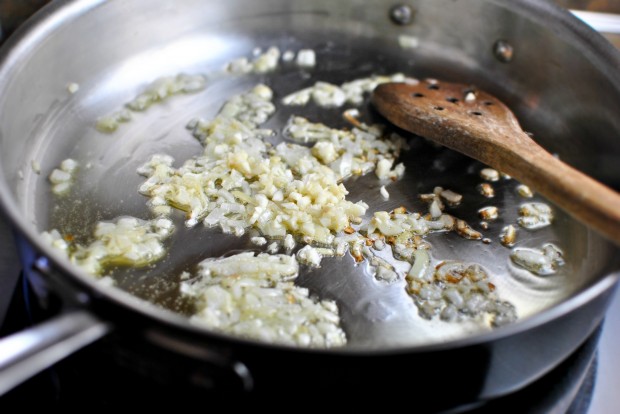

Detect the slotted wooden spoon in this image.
[372,80,620,245]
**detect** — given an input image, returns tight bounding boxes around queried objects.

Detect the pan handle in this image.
[0,309,111,395]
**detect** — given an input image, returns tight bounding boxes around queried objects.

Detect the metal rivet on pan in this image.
[390,4,414,25]
[493,40,514,63]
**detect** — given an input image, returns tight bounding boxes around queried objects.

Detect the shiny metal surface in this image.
[0,309,109,395]
[0,0,619,353]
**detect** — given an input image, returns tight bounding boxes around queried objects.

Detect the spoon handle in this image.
[497,138,620,245]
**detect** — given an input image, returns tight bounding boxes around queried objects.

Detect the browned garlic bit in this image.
[500,225,517,247]
[419,188,445,219]
[455,219,483,240]
[407,260,516,326]
[478,206,499,221]
[342,108,363,128]
[477,182,495,198]
[518,202,553,229]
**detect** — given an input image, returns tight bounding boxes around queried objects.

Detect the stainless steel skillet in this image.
[0,0,618,404]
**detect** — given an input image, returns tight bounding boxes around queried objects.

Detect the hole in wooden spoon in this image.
[446,97,459,103]
[413,92,425,98]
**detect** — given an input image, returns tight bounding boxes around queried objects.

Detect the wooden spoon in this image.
[371,80,620,245]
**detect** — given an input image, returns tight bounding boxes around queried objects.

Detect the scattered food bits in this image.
[464,91,477,103]
[477,182,495,198]
[226,46,281,74]
[60,158,79,173]
[96,74,205,132]
[283,115,406,181]
[67,82,79,94]
[297,245,323,267]
[380,185,390,199]
[375,265,399,282]
[95,109,132,133]
[283,234,296,250]
[439,189,463,206]
[516,184,534,198]
[296,49,317,68]
[42,217,174,275]
[398,35,420,49]
[282,50,295,62]
[282,73,417,108]
[408,261,516,326]
[374,239,386,250]
[342,108,363,128]
[126,74,207,111]
[518,202,553,229]
[455,219,483,240]
[49,158,79,195]
[251,236,267,246]
[500,225,517,247]
[376,158,394,180]
[480,168,500,182]
[31,160,41,174]
[267,242,279,254]
[47,51,542,345]
[180,252,345,347]
[510,243,564,275]
[478,206,499,221]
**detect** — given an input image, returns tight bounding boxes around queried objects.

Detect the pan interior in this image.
[1,0,619,350]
